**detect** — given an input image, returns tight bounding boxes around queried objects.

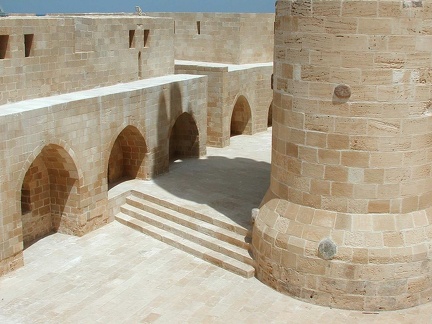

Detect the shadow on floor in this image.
[153,155,270,229]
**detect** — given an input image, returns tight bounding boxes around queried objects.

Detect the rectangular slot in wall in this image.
[0,35,9,59]
[197,21,201,34]
[144,29,150,47]
[129,30,135,48]
[24,34,34,57]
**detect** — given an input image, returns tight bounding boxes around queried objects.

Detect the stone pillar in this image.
[252,0,432,311]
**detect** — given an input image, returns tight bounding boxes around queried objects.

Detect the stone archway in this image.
[169,112,200,163]
[230,95,252,136]
[20,144,79,247]
[107,125,148,188]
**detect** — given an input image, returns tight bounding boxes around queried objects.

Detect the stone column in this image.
[252,0,432,310]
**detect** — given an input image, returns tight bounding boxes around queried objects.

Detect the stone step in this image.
[126,194,250,250]
[115,212,255,278]
[120,203,254,266]
[131,190,251,238]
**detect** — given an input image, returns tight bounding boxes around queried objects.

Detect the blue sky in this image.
[1,0,275,14]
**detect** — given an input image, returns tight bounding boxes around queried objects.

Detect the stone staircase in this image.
[115,191,255,278]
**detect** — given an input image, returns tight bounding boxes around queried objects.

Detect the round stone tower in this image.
[253,0,432,311]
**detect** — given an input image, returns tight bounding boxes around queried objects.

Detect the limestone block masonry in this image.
[0,16,174,105]
[154,12,275,148]
[0,74,207,276]
[253,0,432,311]
[176,61,273,147]
[149,13,275,65]
[0,12,275,278]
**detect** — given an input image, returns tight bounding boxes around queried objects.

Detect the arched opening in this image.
[268,101,273,127]
[108,125,148,188]
[230,95,252,136]
[169,112,200,163]
[20,144,79,247]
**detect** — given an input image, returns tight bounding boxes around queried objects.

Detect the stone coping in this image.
[0,74,205,116]
[175,60,273,72]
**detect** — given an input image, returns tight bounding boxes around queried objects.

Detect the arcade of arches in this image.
[17,95,267,248]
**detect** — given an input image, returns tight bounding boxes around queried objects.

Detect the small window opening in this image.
[144,29,150,47]
[174,21,176,34]
[138,51,142,79]
[0,35,9,59]
[197,21,201,34]
[129,30,135,48]
[24,34,34,57]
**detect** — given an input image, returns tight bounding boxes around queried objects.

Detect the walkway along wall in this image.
[252,0,432,311]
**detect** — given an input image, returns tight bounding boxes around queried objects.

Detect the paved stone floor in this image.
[1,130,431,323]
[109,128,273,231]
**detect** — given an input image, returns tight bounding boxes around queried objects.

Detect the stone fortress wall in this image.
[148,13,274,64]
[151,13,275,147]
[0,12,274,277]
[252,0,432,311]
[0,16,175,104]
[2,1,432,313]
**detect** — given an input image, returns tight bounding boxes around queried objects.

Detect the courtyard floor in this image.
[0,129,431,323]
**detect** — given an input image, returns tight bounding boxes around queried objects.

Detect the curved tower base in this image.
[253,191,432,310]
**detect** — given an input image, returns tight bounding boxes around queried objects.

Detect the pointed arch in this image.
[169,112,200,163]
[20,144,80,247]
[107,125,148,188]
[230,95,252,136]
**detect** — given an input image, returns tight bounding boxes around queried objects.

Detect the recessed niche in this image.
[129,30,135,48]
[144,29,150,47]
[24,34,34,57]
[197,21,201,34]
[0,35,9,59]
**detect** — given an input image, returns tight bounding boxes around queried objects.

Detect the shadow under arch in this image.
[19,143,81,248]
[168,111,200,164]
[107,125,148,189]
[230,94,253,137]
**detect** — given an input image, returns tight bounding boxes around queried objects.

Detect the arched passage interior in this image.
[230,95,252,136]
[169,112,200,163]
[107,125,148,187]
[20,144,79,247]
